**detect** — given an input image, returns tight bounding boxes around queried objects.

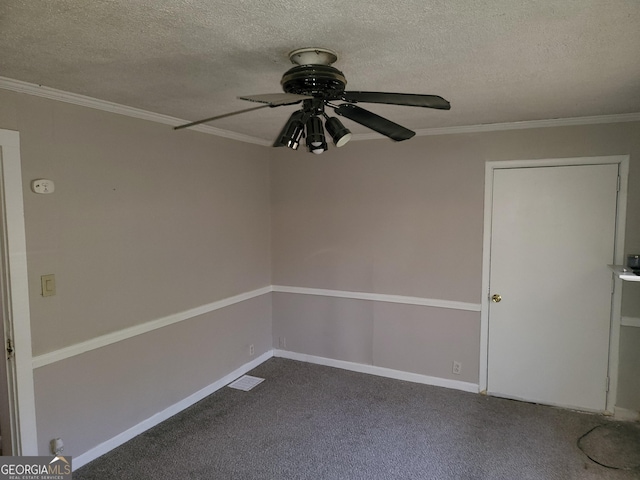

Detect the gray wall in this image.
[271,122,640,409]
[1,87,638,459]
[0,89,273,455]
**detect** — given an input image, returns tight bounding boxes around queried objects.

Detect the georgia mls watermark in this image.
[0,456,71,480]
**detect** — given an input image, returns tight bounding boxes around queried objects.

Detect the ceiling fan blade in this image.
[238,93,313,106]
[342,92,451,110]
[334,104,415,141]
[174,105,270,130]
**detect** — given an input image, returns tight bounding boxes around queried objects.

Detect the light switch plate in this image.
[41,274,56,297]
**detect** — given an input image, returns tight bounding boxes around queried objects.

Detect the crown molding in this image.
[351,112,640,141]
[0,76,271,146]
[2,76,638,146]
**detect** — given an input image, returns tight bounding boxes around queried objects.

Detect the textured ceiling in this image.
[1,1,639,143]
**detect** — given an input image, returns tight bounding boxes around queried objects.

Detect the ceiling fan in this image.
[174,48,451,154]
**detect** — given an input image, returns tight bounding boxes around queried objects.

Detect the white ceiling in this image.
[1,1,639,143]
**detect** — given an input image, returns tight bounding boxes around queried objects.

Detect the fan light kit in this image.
[175,48,451,154]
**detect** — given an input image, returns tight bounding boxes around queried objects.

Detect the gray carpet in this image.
[579,422,640,471]
[74,358,640,479]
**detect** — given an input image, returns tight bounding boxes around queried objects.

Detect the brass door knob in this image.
[491,294,502,303]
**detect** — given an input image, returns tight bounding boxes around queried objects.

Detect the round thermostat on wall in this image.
[31,179,55,194]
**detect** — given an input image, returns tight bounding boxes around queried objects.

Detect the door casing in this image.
[0,129,38,454]
[479,155,629,413]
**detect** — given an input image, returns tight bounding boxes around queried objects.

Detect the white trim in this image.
[621,316,640,328]
[72,350,274,470]
[33,286,481,369]
[73,348,479,468]
[67,342,638,470]
[0,129,39,455]
[274,349,479,394]
[478,159,494,392]
[272,285,481,312]
[607,157,629,413]
[479,155,629,414]
[351,113,640,141]
[3,76,639,147]
[488,391,605,415]
[614,407,640,422]
[28,282,482,372]
[0,76,270,147]
[32,286,272,368]
[480,155,631,169]
[417,113,640,135]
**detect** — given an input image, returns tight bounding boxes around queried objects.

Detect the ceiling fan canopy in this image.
[281,48,347,99]
[175,48,451,154]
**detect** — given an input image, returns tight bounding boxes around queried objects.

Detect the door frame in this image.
[0,129,38,454]
[479,155,629,413]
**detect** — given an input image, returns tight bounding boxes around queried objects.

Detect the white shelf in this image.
[609,265,640,282]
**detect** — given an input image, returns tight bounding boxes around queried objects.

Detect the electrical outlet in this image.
[249,344,254,356]
[50,438,64,455]
[453,361,462,375]
[279,336,286,349]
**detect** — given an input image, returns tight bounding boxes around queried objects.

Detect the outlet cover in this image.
[453,361,462,375]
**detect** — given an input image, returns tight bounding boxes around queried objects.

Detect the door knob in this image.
[491,294,502,303]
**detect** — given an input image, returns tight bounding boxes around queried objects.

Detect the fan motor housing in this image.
[281,65,347,99]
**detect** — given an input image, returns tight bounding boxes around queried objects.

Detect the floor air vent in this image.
[227,375,265,391]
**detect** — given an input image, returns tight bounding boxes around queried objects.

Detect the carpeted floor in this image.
[73,358,640,479]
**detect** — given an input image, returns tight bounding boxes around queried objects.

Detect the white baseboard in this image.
[273,349,479,394]
[73,348,478,469]
[72,350,273,470]
[614,407,640,422]
[69,345,636,471]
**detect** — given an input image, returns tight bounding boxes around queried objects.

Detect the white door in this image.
[487,163,618,412]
